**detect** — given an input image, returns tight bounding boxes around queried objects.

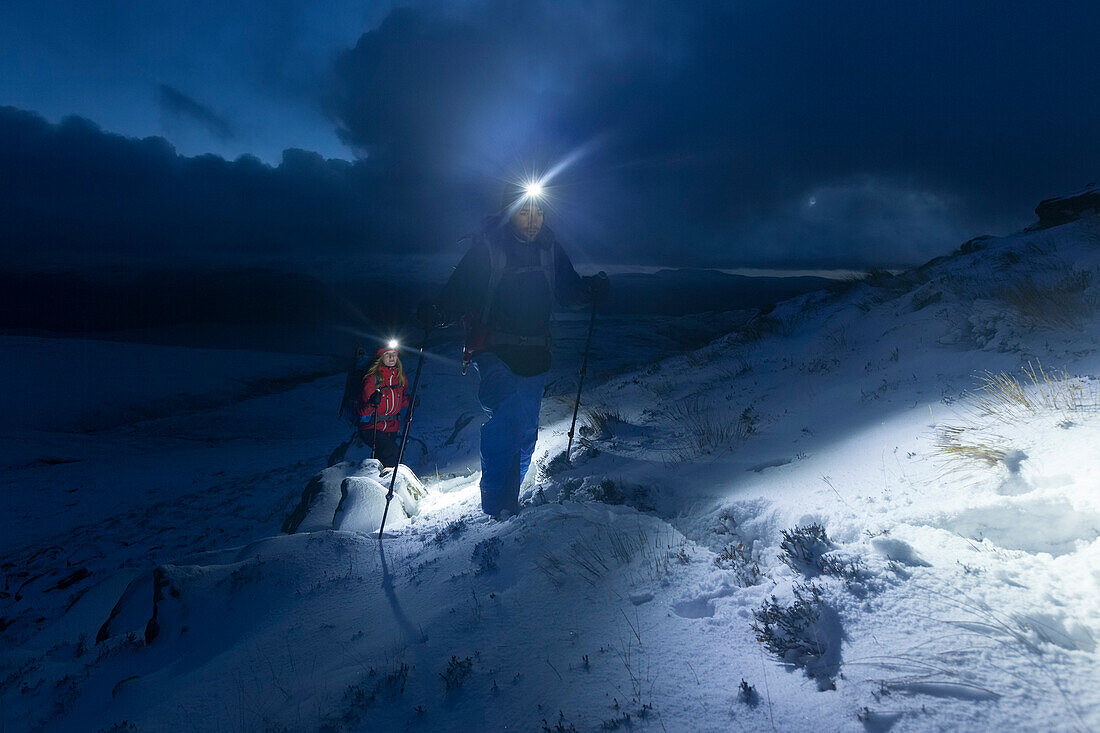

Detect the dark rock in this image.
[1035,184,1100,228]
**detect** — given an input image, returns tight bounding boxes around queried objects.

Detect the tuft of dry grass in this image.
[1000,269,1097,330]
[935,363,1096,467]
[581,407,622,439]
[972,361,1095,419]
[663,398,753,464]
[934,426,1008,466]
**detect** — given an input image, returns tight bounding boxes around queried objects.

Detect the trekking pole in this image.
[566,301,598,458]
[378,327,431,538]
[371,412,378,460]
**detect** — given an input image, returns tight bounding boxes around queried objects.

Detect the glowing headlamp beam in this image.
[387,339,399,350]
[524,181,544,200]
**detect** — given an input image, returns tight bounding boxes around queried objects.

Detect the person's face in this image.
[510,202,545,242]
[382,350,397,367]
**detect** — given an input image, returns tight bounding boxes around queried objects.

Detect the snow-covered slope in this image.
[3,204,1099,732]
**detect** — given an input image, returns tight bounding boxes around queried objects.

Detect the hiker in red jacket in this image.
[358,345,411,468]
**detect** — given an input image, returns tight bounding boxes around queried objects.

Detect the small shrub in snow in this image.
[334,662,410,725]
[595,479,625,505]
[542,711,580,733]
[738,406,759,437]
[431,520,466,546]
[439,655,473,690]
[752,582,830,671]
[471,538,502,574]
[540,450,572,478]
[818,554,864,590]
[737,678,760,707]
[778,523,832,575]
[714,542,762,587]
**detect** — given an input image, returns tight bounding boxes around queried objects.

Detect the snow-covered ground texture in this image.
[4,206,1100,731]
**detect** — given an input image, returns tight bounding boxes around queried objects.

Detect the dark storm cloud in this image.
[325,0,1100,267]
[3,1,1099,270]
[157,85,235,141]
[0,107,426,265]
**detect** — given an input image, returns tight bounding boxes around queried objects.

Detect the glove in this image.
[417,300,447,330]
[368,391,383,406]
[583,271,610,303]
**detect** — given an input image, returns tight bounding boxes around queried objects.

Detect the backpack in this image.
[337,345,372,427]
[461,236,556,372]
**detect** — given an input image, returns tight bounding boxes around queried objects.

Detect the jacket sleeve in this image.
[553,241,588,309]
[436,242,491,324]
[359,375,376,417]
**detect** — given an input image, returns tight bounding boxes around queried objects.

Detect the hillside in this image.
[2,193,1099,731]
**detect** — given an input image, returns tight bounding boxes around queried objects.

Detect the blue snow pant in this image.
[473,353,548,516]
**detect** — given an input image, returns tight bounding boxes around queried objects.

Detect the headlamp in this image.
[524,182,544,200]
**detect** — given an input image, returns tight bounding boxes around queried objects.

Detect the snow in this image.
[3,211,1100,731]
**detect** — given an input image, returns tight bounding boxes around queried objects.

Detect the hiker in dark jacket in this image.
[359,345,410,468]
[420,188,609,518]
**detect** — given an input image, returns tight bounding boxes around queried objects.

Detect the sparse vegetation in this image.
[936,363,1096,467]
[714,542,762,587]
[934,426,1009,466]
[439,656,474,690]
[539,450,572,479]
[471,538,502,574]
[972,362,1095,419]
[665,398,756,464]
[431,519,467,546]
[542,711,580,733]
[535,523,688,588]
[581,407,623,439]
[778,523,832,575]
[737,678,760,707]
[1001,269,1097,329]
[331,661,410,727]
[752,582,831,672]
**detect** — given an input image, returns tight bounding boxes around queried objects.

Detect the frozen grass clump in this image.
[714,542,762,587]
[581,407,623,439]
[778,523,832,575]
[1001,269,1097,330]
[972,362,1095,419]
[664,398,757,464]
[752,582,841,689]
[439,656,473,690]
[934,426,1008,466]
[936,363,1096,468]
[471,537,502,574]
[753,584,826,662]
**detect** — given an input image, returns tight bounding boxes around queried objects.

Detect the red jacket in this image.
[359,366,409,433]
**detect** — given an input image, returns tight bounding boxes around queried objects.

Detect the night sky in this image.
[2,0,1099,270]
